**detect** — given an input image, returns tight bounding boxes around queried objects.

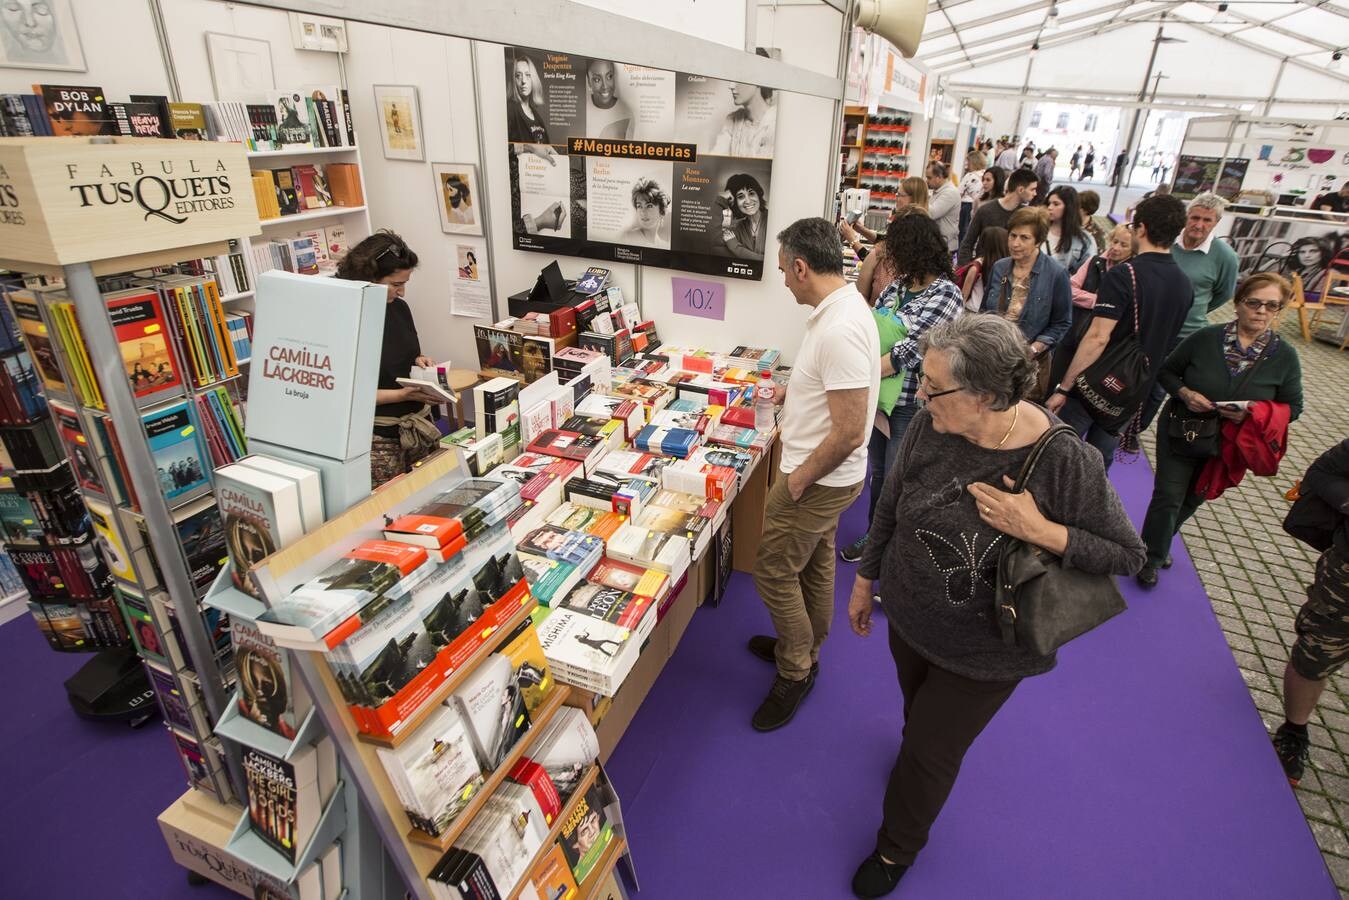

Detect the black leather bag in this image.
[995,425,1129,656]
[1165,409,1222,458]
[1163,347,1268,459]
[1073,263,1150,432]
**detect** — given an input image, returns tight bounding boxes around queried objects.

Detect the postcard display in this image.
[506,46,778,281]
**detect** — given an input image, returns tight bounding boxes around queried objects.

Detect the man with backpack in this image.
[1045,194,1193,468]
[1274,439,1349,786]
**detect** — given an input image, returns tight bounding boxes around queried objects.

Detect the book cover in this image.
[243,744,327,864]
[6,291,65,393]
[375,702,484,838]
[525,844,580,900]
[557,779,614,883]
[258,540,429,649]
[141,400,209,500]
[0,491,40,544]
[499,616,552,716]
[86,496,134,583]
[560,582,654,637]
[49,400,104,493]
[106,289,183,400]
[474,325,525,380]
[324,224,349,260]
[452,654,531,773]
[232,617,310,740]
[518,552,580,607]
[167,102,208,139]
[535,607,639,697]
[216,464,305,590]
[245,272,387,462]
[273,92,313,147]
[588,558,669,602]
[146,663,195,733]
[607,523,689,574]
[38,84,117,136]
[517,525,603,568]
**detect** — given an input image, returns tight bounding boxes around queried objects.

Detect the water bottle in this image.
[754,370,776,432]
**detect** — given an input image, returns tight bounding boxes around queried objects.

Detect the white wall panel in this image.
[0,0,168,98]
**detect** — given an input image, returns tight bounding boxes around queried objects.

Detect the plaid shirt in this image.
[876,276,965,409]
[1222,320,1274,375]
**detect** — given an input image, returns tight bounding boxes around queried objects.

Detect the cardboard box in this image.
[158,790,260,897]
[731,447,773,574]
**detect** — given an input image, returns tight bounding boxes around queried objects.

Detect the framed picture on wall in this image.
[431,163,484,236]
[373,84,425,162]
[0,0,87,72]
[204,33,276,102]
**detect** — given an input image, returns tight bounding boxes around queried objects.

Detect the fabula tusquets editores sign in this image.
[0,136,260,268]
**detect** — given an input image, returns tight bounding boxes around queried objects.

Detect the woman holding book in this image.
[848,314,1144,898]
[1136,273,1304,587]
[338,231,442,488]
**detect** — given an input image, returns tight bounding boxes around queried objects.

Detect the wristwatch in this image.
[1053,385,1071,397]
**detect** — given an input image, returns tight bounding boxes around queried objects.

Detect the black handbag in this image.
[1073,263,1150,431]
[995,424,1129,656]
[1165,409,1222,458]
[1164,343,1269,459]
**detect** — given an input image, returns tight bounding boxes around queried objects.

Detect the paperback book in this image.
[232,617,312,740]
[142,400,210,501]
[375,702,485,838]
[243,740,337,864]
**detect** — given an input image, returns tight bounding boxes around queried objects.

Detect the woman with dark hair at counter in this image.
[720,173,768,260]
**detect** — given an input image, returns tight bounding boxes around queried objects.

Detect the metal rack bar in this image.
[63,260,245,799]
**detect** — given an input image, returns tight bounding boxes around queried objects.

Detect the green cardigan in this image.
[1157,324,1304,421]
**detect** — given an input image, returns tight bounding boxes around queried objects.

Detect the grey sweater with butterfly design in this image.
[857,408,1146,681]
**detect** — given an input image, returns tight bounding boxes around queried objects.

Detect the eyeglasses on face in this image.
[1240,299,1283,312]
[916,367,962,401]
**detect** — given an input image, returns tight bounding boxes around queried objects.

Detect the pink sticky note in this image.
[672,277,724,321]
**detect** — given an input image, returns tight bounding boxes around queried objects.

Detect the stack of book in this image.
[516,525,604,607]
[633,424,699,459]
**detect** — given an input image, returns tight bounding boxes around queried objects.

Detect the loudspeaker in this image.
[853,0,927,59]
[64,646,157,724]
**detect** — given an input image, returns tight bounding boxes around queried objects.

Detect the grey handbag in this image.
[995,424,1128,656]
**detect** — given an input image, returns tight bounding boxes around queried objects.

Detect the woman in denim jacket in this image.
[981,206,1073,396]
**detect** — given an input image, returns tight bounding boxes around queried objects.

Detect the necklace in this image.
[992,404,1019,449]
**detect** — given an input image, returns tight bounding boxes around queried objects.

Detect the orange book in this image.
[327,162,364,206]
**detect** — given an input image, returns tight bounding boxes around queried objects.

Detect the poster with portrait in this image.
[505,45,777,281]
[432,162,483,235]
[1227,215,1346,299]
[1171,155,1249,201]
[0,0,86,72]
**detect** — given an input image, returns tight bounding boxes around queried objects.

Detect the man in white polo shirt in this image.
[748,217,880,732]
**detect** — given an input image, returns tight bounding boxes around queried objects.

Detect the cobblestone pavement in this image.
[1143,305,1349,894]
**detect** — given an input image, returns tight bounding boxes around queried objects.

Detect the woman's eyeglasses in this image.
[917,368,962,401]
[376,243,408,266]
[1240,299,1283,312]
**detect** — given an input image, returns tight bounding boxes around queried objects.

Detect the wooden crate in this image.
[0,136,259,273]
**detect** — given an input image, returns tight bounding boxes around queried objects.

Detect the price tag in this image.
[671,276,725,321]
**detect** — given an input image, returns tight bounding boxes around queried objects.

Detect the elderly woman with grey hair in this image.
[848,314,1144,898]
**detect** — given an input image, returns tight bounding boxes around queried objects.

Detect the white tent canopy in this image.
[915,0,1349,119]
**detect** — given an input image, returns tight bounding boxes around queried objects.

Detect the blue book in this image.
[141,400,210,500]
[634,425,698,459]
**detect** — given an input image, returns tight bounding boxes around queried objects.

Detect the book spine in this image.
[340,89,355,145]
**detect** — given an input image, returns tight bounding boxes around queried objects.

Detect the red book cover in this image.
[508,757,563,827]
[347,540,428,575]
[107,290,183,399]
[720,406,756,429]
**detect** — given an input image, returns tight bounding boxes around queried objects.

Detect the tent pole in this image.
[1109,22,1165,216]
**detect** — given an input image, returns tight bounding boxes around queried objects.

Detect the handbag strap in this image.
[1123,262,1145,363]
[1009,424,1080,494]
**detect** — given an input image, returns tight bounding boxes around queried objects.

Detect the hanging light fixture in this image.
[1045,4,1060,33]
[1332,50,1344,72]
[1030,41,1040,57]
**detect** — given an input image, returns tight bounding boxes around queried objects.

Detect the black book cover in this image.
[243,747,299,863]
[130,94,174,136]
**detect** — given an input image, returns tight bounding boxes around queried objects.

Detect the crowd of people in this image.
[737,144,1345,898]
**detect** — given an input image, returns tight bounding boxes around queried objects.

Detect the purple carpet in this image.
[604,459,1337,898]
[0,460,1333,898]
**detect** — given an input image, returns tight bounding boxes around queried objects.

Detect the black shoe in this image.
[1273,724,1311,786]
[1136,566,1158,588]
[751,673,815,732]
[852,851,909,898]
[1161,554,1174,569]
[840,534,868,563]
[747,635,820,678]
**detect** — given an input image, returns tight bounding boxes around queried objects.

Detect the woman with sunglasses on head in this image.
[1136,273,1304,587]
[337,231,443,488]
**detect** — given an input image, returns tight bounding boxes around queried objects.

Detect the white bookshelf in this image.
[258,204,369,228]
[235,142,373,313]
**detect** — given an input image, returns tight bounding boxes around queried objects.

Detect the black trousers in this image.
[877,627,1020,865]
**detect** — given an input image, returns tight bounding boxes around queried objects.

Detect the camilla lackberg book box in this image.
[244,271,386,505]
[242,739,338,864]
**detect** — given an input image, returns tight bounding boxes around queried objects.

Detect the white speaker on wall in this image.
[853,0,928,59]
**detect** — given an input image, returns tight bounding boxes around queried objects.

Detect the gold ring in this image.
[982,505,992,514]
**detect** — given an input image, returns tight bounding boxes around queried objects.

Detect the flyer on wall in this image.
[505,46,777,281]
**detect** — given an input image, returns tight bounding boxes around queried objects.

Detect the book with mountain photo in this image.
[105,288,183,402]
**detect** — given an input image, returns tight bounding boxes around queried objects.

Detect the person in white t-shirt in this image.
[748,217,880,733]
